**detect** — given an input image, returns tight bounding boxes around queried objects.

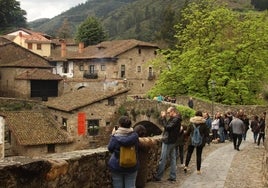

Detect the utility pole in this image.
[211,80,216,118]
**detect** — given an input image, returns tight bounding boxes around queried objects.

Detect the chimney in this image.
[61,41,66,57]
[78,42,84,53]
[19,32,23,45]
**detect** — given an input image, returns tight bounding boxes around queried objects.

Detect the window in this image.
[87,119,99,136]
[137,66,141,72]
[101,64,106,71]
[5,130,11,144]
[47,144,55,153]
[108,98,115,106]
[89,65,95,73]
[28,43,32,50]
[63,62,68,73]
[79,64,84,71]
[149,67,153,76]
[121,65,125,78]
[138,48,141,54]
[62,118,67,131]
[37,43,42,50]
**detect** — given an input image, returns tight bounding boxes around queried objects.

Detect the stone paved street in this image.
[145,131,266,188]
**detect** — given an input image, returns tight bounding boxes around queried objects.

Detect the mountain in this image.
[28,0,252,43]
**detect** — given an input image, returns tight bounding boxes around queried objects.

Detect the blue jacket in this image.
[108,130,139,173]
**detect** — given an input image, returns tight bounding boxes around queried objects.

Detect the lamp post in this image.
[211,80,216,118]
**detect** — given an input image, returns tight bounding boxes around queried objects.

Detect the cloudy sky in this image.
[18,0,87,22]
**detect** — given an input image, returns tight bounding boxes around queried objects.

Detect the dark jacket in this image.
[160,114,181,144]
[186,116,209,147]
[108,130,139,173]
[259,118,266,133]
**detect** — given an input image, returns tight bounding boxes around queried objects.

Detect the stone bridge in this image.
[1,98,268,187]
[122,100,179,136]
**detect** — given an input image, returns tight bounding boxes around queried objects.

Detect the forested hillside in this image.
[29,0,252,44]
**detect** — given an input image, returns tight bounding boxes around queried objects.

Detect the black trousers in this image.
[257,133,265,146]
[232,133,242,149]
[185,145,203,171]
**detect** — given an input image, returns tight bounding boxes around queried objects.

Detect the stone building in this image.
[0,110,73,157]
[49,39,159,95]
[0,37,63,100]
[45,87,129,150]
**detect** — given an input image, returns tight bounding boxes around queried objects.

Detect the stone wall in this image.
[0,137,162,188]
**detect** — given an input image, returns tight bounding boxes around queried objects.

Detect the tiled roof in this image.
[76,39,158,59]
[24,33,51,44]
[0,58,53,68]
[0,111,73,146]
[15,69,63,80]
[49,39,159,60]
[0,37,53,68]
[45,87,129,112]
[7,28,52,42]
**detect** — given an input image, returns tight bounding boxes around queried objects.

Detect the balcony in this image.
[148,74,155,80]
[84,71,98,79]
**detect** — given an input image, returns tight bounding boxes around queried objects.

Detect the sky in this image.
[18,0,87,22]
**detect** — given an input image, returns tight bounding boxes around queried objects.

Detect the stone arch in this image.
[77,86,85,90]
[133,121,162,137]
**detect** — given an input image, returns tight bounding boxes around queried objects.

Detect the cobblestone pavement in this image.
[145,131,266,188]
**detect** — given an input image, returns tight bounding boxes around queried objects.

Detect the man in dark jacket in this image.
[257,112,266,147]
[154,106,181,182]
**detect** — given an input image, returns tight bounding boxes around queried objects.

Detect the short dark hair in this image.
[134,124,146,137]
[118,116,132,128]
[195,110,203,117]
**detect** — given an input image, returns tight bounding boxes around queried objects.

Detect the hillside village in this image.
[0,28,160,157]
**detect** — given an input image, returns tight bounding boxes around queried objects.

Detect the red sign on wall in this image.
[78,112,86,135]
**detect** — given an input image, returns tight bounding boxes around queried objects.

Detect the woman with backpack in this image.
[184,110,209,175]
[108,116,139,188]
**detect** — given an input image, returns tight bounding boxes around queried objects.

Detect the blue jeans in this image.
[156,143,176,180]
[253,132,258,143]
[219,127,225,142]
[111,171,137,188]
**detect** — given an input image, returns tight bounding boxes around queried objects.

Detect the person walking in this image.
[108,116,139,188]
[250,115,259,143]
[154,106,181,182]
[184,110,209,175]
[257,112,266,147]
[218,112,225,143]
[229,112,245,151]
[188,97,194,109]
[211,114,219,141]
[204,112,212,145]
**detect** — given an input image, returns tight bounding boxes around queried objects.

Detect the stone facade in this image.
[52,39,159,96]
[45,88,130,151]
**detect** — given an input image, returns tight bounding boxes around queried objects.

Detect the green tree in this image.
[75,17,107,46]
[149,0,268,105]
[0,0,27,34]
